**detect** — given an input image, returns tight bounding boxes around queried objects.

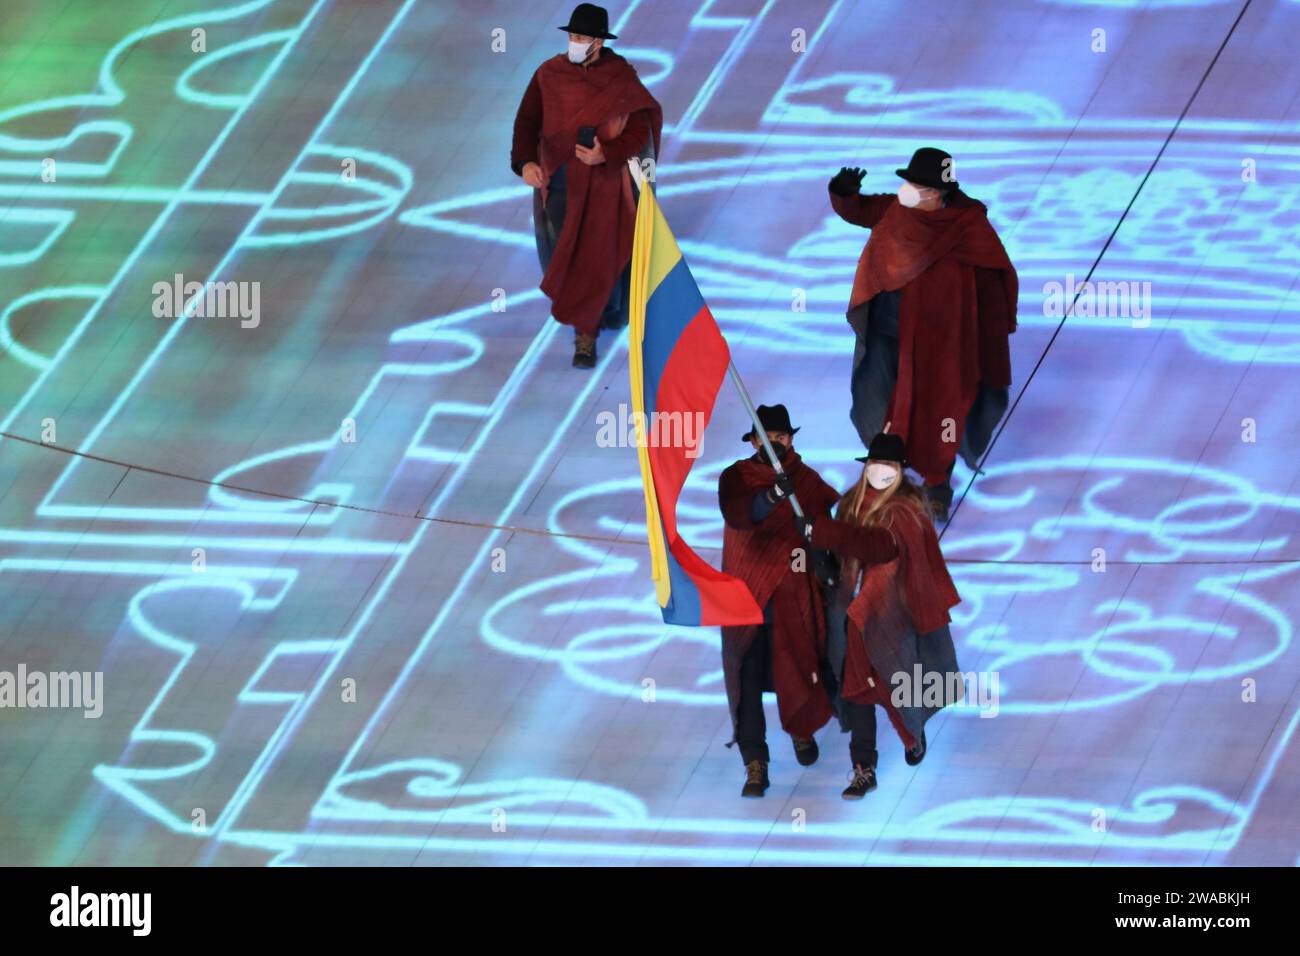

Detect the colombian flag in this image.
[628,183,763,627]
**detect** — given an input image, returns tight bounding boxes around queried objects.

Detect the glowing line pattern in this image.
[1,0,1297,867]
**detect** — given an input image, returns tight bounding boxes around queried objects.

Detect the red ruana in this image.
[811,492,961,749]
[830,189,1019,485]
[525,52,662,336]
[717,450,840,739]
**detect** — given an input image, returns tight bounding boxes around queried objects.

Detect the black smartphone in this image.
[577,125,597,148]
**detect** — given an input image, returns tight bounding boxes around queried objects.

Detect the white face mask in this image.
[866,462,899,490]
[567,40,594,63]
[897,183,925,208]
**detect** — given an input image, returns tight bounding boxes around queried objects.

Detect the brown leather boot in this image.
[792,735,819,766]
[572,331,597,369]
[741,759,769,798]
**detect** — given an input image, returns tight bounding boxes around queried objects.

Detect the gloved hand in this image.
[766,472,796,503]
[829,166,866,197]
[812,548,839,590]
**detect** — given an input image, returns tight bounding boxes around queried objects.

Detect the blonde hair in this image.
[835,461,927,583]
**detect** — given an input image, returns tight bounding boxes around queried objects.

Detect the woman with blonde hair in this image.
[802,430,963,798]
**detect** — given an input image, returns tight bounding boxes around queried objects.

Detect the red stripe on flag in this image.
[647,305,762,626]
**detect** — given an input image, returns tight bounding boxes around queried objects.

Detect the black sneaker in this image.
[842,764,877,800]
[572,332,597,369]
[905,728,927,766]
[791,735,819,767]
[741,760,769,798]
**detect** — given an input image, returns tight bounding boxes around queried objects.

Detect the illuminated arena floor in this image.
[2,0,1299,866]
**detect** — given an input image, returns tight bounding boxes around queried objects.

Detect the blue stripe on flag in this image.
[641,257,706,419]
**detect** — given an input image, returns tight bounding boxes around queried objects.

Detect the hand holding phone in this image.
[574,126,605,166]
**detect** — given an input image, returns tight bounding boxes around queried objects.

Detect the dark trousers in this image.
[842,699,878,768]
[738,623,867,766]
[824,659,879,768]
[736,625,773,765]
[532,162,633,333]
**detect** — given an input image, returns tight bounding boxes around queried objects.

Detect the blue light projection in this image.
[1,0,1297,866]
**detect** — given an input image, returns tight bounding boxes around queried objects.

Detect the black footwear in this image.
[572,332,597,369]
[842,763,877,800]
[791,735,819,767]
[741,759,769,798]
[905,728,927,766]
[924,483,953,524]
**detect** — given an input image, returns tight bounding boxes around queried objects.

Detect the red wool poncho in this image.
[717,451,841,740]
[812,492,962,748]
[513,51,663,336]
[830,188,1019,485]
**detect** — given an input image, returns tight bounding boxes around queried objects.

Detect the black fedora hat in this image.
[558,3,618,40]
[855,431,907,465]
[895,147,959,191]
[742,404,800,441]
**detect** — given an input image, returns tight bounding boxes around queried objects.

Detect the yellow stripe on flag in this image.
[645,191,682,297]
[628,184,671,608]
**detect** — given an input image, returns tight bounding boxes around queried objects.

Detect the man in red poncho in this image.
[717,404,843,798]
[828,148,1019,522]
[510,4,663,369]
